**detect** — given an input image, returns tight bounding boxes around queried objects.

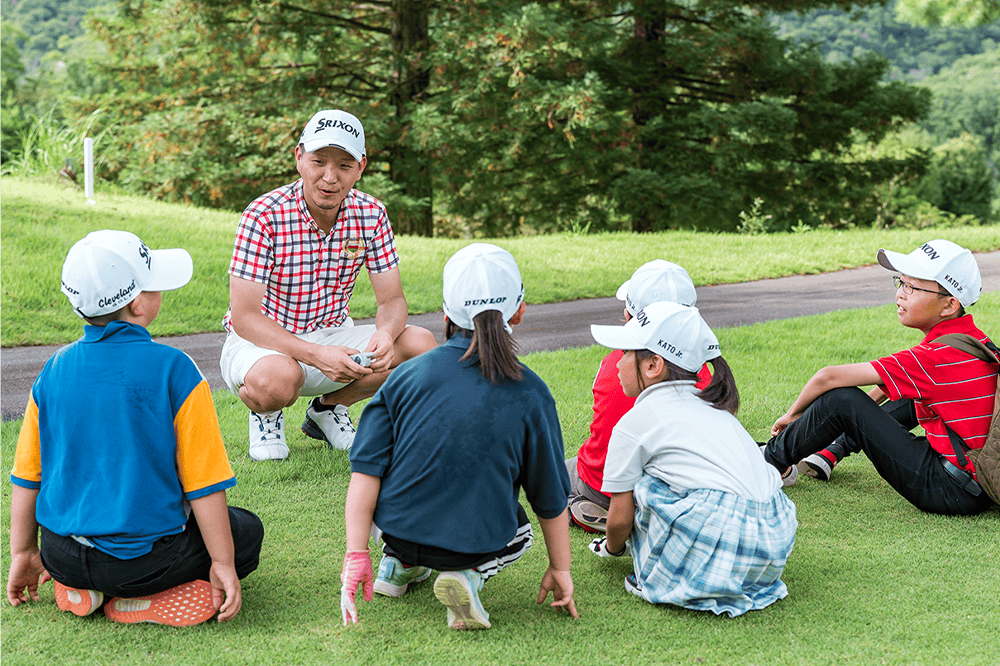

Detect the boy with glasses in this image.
[761,239,997,515]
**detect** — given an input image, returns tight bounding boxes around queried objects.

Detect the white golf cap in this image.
[443,243,525,334]
[616,259,697,316]
[877,239,981,308]
[591,301,720,373]
[299,109,366,162]
[61,230,193,318]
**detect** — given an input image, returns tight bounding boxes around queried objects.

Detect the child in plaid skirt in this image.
[588,301,798,617]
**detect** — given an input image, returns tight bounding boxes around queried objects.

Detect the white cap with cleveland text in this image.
[61,230,193,318]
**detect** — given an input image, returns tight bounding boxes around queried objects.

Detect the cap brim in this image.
[300,139,364,163]
[615,280,629,301]
[591,324,643,350]
[877,248,935,281]
[146,249,193,292]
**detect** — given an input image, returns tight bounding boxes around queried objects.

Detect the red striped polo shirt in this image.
[224,180,399,334]
[871,315,997,477]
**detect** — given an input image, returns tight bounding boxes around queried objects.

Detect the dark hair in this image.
[637,350,739,415]
[81,306,127,327]
[446,311,523,384]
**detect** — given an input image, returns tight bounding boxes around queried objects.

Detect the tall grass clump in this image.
[0,108,112,183]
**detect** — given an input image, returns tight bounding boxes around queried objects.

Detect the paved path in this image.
[3,251,998,420]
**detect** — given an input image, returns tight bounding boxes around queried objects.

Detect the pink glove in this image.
[340,550,374,626]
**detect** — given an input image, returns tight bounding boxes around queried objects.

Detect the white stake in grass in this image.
[84,137,95,204]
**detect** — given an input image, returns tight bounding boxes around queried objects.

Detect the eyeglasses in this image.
[893,276,949,297]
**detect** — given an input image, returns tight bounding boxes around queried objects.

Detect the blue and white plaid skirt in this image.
[630,475,798,617]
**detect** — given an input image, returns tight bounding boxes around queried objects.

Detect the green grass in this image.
[3,176,1000,347]
[3,295,999,665]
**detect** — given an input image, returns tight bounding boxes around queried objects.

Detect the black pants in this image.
[765,387,993,516]
[826,398,915,460]
[382,505,532,579]
[40,506,264,598]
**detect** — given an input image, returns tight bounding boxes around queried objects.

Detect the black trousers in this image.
[382,504,532,576]
[826,398,915,460]
[40,506,264,598]
[765,387,993,516]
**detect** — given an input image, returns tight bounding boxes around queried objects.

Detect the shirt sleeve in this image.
[363,207,400,275]
[10,396,42,489]
[520,383,571,520]
[601,425,646,494]
[229,205,275,284]
[174,381,236,499]
[350,382,396,478]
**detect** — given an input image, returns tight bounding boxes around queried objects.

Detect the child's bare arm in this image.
[189,491,241,622]
[536,510,578,618]
[344,473,381,551]
[6,486,50,606]
[772,362,883,436]
[605,491,635,555]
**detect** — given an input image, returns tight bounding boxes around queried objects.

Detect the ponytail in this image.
[446,311,523,384]
[697,356,739,415]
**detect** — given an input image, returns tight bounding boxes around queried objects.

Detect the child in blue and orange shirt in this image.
[7,230,264,626]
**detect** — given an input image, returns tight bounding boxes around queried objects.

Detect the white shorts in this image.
[219,319,377,398]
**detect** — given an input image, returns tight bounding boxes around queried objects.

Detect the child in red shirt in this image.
[762,240,996,515]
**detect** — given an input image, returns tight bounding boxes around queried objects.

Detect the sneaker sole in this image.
[300,416,331,446]
[797,458,832,482]
[569,500,608,533]
[434,573,490,630]
[624,575,643,599]
[105,580,216,627]
[54,582,103,617]
[248,445,289,462]
[373,568,432,598]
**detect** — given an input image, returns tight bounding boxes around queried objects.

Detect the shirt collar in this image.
[634,379,698,406]
[922,314,978,344]
[294,179,353,238]
[82,320,152,343]
[445,331,474,351]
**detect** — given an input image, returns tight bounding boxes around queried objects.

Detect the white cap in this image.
[616,260,697,316]
[877,239,981,308]
[591,301,720,373]
[442,243,525,334]
[299,109,366,162]
[61,230,193,318]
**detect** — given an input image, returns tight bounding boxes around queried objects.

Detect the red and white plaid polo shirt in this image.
[871,315,997,475]
[224,180,399,334]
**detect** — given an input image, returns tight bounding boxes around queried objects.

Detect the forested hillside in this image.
[1,0,108,75]
[772,3,1000,80]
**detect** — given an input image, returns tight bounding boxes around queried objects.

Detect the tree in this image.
[586,1,930,230]
[896,0,1000,27]
[81,0,933,234]
[1,19,29,162]
[83,0,437,234]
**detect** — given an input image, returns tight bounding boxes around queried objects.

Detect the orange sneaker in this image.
[105,580,217,627]
[54,581,104,617]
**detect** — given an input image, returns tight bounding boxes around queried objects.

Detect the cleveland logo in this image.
[315,117,360,138]
[465,297,507,306]
[98,279,137,309]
